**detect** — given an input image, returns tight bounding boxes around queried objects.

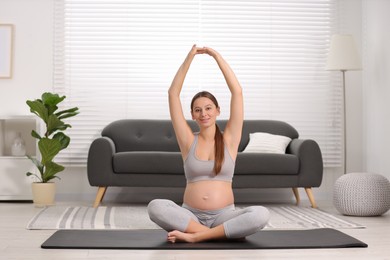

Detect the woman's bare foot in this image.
[167,225,227,243]
[167,230,197,243]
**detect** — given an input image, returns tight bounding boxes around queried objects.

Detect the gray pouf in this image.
[333,172,390,216]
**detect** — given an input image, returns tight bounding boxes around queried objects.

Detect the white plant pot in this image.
[31,182,56,207]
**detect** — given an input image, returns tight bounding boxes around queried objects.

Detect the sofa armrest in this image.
[287,139,323,187]
[87,137,116,186]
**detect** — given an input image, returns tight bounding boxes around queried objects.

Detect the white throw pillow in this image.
[242,132,292,154]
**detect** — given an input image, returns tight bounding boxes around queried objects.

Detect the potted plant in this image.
[26,92,79,206]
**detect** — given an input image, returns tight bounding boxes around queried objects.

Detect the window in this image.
[54,0,341,167]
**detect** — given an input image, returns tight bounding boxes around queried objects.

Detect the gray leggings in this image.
[147,199,270,239]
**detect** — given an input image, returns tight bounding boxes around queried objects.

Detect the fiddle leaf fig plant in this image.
[26,92,79,183]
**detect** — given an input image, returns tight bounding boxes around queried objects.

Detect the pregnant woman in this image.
[147,45,269,243]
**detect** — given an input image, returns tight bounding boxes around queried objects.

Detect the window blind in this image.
[53,0,341,167]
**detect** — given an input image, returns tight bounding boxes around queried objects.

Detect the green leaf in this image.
[53,132,71,150]
[46,104,58,116]
[42,93,66,116]
[42,161,64,183]
[58,111,79,120]
[31,130,42,140]
[42,92,66,107]
[26,100,48,122]
[26,155,44,175]
[26,172,42,182]
[38,138,62,165]
[46,114,65,136]
[56,123,72,131]
[55,107,79,118]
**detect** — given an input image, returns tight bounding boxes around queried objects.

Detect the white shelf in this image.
[0,116,39,200]
[0,116,38,157]
[0,158,34,200]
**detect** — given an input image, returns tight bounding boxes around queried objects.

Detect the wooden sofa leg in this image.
[292,188,300,206]
[93,187,107,208]
[305,187,317,208]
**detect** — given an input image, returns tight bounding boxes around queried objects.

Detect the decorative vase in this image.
[11,132,26,156]
[31,182,56,207]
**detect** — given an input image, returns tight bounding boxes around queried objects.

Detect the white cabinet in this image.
[0,116,38,200]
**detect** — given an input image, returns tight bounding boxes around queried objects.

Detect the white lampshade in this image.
[326,34,362,71]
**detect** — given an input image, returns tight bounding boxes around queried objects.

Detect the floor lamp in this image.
[326,34,361,174]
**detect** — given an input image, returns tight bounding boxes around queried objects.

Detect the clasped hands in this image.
[189,44,219,58]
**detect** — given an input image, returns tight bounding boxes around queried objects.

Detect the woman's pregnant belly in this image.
[183,181,234,210]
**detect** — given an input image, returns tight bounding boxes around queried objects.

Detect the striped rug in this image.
[27,205,364,230]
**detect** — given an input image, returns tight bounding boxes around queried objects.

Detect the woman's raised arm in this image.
[168,45,205,156]
[204,47,244,154]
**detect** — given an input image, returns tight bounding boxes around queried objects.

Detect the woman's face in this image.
[191,97,220,127]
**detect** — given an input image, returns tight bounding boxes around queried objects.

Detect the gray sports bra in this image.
[184,134,235,183]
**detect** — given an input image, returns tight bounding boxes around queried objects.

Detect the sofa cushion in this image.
[102,119,299,153]
[114,151,299,176]
[235,153,299,175]
[114,152,184,174]
[102,119,199,152]
[242,132,292,154]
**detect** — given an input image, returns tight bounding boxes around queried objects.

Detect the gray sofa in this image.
[87,119,323,208]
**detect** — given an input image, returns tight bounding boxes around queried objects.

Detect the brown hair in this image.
[191,91,224,174]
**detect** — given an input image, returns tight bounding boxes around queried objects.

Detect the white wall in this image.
[0,0,52,114]
[362,0,390,179]
[2,0,385,205]
[342,0,364,174]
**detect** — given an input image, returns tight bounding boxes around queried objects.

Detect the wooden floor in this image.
[1,200,389,260]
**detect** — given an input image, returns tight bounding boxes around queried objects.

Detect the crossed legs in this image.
[167,220,225,243]
[147,199,270,243]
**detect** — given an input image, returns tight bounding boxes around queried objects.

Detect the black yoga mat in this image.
[41,228,367,250]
